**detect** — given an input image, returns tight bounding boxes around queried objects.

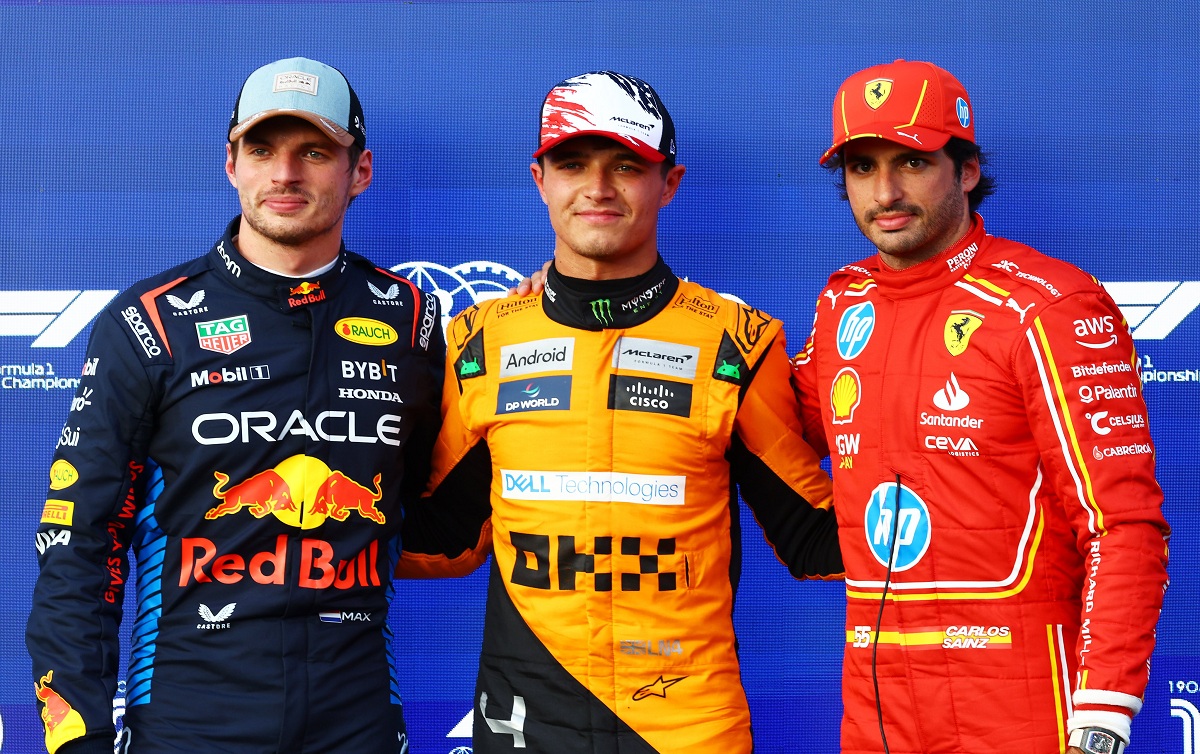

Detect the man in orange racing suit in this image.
[791,60,1169,754]
[398,71,842,753]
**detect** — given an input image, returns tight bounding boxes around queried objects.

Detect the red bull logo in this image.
[288,281,326,308]
[36,670,86,750]
[205,455,386,528]
[180,534,381,590]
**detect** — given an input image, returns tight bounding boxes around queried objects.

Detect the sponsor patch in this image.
[42,499,75,526]
[334,317,397,346]
[613,337,699,379]
[497,376,572,414]
[500,469,685,505]
[836,302,875,359]
[49,459,79,490]
[499,338,574,378]
[196,315,252,355]
[830,367,861,424]
[608,375,692,417]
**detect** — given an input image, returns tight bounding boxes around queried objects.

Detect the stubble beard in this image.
[241,189,347,247]
[860,187,968,264]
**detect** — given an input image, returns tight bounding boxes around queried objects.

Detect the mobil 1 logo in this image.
[608,375,692,417]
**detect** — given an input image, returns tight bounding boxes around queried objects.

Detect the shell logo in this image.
[830,367,862,425]
[335,317,397,346]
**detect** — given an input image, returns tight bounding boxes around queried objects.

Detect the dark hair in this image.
[823,137,995,212]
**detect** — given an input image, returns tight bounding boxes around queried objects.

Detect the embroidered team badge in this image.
[864,79,893,110]
[943,311,983,356]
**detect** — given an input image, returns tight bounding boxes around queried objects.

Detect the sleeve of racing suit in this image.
[26,307,158,754]
[1015,290,1169,743]
[732,331,842,579]
[789,295,831,459]
[398,296,447,508]
[395,327,493,579]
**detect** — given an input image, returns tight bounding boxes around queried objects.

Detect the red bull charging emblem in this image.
[205,455,385,528]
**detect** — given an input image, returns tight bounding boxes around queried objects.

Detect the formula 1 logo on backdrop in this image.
[0,290,118,347]
[1106,281,1200,340]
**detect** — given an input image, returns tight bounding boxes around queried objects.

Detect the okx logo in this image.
[0,290,118,347]
[1105,281,1200,339]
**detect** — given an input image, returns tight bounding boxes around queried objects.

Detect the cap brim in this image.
[229,109,356,148]
[819,127,953,165]
[533,130,667,163]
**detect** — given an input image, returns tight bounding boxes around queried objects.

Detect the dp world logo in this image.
[864,482,931,572]
[391,260,524,335]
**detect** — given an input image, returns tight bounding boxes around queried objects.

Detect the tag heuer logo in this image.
[864,79,893,110]
[196,315,252,355]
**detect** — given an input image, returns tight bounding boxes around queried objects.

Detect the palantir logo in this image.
[0,290,118,347]
[1105,281,1200,339]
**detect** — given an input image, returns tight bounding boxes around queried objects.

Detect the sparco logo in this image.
[122,306,161,357]
[419,292,438,349]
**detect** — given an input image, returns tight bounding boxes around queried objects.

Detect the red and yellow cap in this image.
[821,59,974,165]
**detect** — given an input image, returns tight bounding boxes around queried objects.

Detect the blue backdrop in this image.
[1,2,1196,752]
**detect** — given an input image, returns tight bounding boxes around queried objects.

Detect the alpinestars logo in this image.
[197,602,236,630]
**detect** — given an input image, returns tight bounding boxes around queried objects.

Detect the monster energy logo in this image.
[590,298,614,326]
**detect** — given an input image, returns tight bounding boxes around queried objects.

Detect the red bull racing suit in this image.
[27,217,443,754]
[398,258,842,754]
[792,215,1169,753]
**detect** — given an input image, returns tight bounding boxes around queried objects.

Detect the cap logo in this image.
[273,71,319,96]
[956,97,971,128]
[864,79,893,110]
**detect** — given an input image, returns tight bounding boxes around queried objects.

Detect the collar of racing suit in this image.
[206,216,352,311]
[870,213,988,299]
[541,255,681,330]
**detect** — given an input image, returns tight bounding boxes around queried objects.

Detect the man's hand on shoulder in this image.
[508,259,552,297]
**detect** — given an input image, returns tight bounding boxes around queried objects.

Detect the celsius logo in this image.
[0,290,118,347]
[933,373,970,411]
[1106,281,1200,339]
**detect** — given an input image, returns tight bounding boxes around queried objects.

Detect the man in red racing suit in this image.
[792,59,1169,754]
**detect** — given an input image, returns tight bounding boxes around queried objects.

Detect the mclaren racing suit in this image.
[792,215,1169,753]
[398,258,842,754]
[27,217,443,754]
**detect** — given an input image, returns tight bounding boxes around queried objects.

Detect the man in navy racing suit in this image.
[26,57,442,754]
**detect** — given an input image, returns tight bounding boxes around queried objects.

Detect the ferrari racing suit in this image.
[27,217,443,754]
[398,258,842,753]
[792,215,1169,753]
